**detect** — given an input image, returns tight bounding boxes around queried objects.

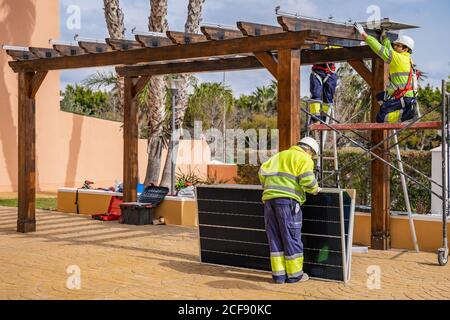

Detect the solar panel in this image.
[196,185,356,283]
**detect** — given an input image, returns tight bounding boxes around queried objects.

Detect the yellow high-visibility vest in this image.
[258,146,319,204]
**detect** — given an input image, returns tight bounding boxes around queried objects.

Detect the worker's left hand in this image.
[354,23,365,35]
[313,187,322,195]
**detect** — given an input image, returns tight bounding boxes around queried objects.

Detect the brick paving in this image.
[0,206,449,300]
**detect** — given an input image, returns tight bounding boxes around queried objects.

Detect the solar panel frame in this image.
[196,185,356,283]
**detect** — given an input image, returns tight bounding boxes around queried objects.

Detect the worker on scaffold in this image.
[308,45,339,124]
[258,137,322,284]
[354,23,418,123]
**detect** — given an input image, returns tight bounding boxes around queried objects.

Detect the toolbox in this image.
[119,185,169,225]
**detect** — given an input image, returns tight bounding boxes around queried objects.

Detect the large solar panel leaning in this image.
[195,185,356,283]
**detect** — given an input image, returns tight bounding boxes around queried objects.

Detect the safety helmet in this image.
[298,137,319,156]
[393,35,414,52]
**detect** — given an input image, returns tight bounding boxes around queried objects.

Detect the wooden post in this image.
[123,77,139,202]
[17,72,36,233]
[370,58,391,250]
[277,48,301,151]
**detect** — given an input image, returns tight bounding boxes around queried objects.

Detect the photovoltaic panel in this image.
[196,184,355,283]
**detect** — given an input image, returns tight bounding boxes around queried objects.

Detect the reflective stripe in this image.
[384,109,403,123]
[285,253,304,260]
[309,102,321,115]
[259,169,298,183]
[287,270,304,278]
[298,171,314,180]
[285,256,304,277]
[387,51,393,64]
[266,185,302,197]
[377,45,385,56]
[272,270,286,276]
[390,72,410,78]
[270,255,286,273]
[305,179,318,189]
[270,251,284,257]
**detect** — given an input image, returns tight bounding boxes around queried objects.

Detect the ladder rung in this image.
[322,170,336,174]
[321,157,336,160]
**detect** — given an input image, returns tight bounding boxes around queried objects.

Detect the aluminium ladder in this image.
[305,99,341,188]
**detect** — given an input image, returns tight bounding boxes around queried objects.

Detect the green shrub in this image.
[236,147,432,213]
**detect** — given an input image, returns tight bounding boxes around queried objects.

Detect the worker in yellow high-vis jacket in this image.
[258,137,322,284]
[354,23,418,123]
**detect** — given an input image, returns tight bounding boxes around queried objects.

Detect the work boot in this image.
[286,273,309,284]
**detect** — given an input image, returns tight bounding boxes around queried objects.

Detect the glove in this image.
[313,187,322,195]
[354,23,365,35]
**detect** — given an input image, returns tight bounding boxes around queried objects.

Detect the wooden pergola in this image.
[5,16,424,250]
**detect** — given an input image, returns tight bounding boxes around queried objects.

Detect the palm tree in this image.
[160,0,205,188]
[144,0,169,186]
[103,0,125,39]
[102,0,125,117]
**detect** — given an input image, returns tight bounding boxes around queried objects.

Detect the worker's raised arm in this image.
[365,35,396,63]
[298,159,319,195]
[354,23,395,64]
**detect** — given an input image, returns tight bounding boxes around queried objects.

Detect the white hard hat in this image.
[298,137,319,156]
[394,35,414,52]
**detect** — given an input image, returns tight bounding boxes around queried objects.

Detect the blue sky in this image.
[59,0,450,96]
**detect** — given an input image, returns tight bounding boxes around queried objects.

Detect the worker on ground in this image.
[308,45,339,124]
[354,23,418,123]
[258,137,322,284]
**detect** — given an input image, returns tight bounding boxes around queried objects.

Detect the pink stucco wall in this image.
[0,0,211,192]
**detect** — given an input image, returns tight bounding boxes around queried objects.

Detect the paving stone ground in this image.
[0,206,449,300]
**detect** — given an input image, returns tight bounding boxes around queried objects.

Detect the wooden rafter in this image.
[53,44,86,57]
[78,41,112,54]
[5,49,36,61]
[29,47,61,59]
[106,38,144,51]
[200,26,242,40]
[134,34,174,47]
[237,21,282,36]
[166,31,208,44]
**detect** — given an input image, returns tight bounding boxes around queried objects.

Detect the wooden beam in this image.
[254,51,278,79]
[53,44,86,57]
[310,121,442,131]
[78,41,112,54]
[277,16,363,47]
[123,77,139,203]
[17,72,36,233]
[135,34,174,47]
[10,30,319,72]
[106,38,144,51]
[200,26,242,40]
[116,56,261,77]
[30,71,48,98]
[348,60,373,87]
[115,45,374,77]
[371,58,391,250]
[132,76,151,98]
[237,21,283,36]
[278,16,364,41]
[301,46,377,65]
[6,49,36,61]
[278,48,301,151]
[29,47,61,59]
[166,31,208,44]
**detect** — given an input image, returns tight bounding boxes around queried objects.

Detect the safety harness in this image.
[312,63,336,85]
